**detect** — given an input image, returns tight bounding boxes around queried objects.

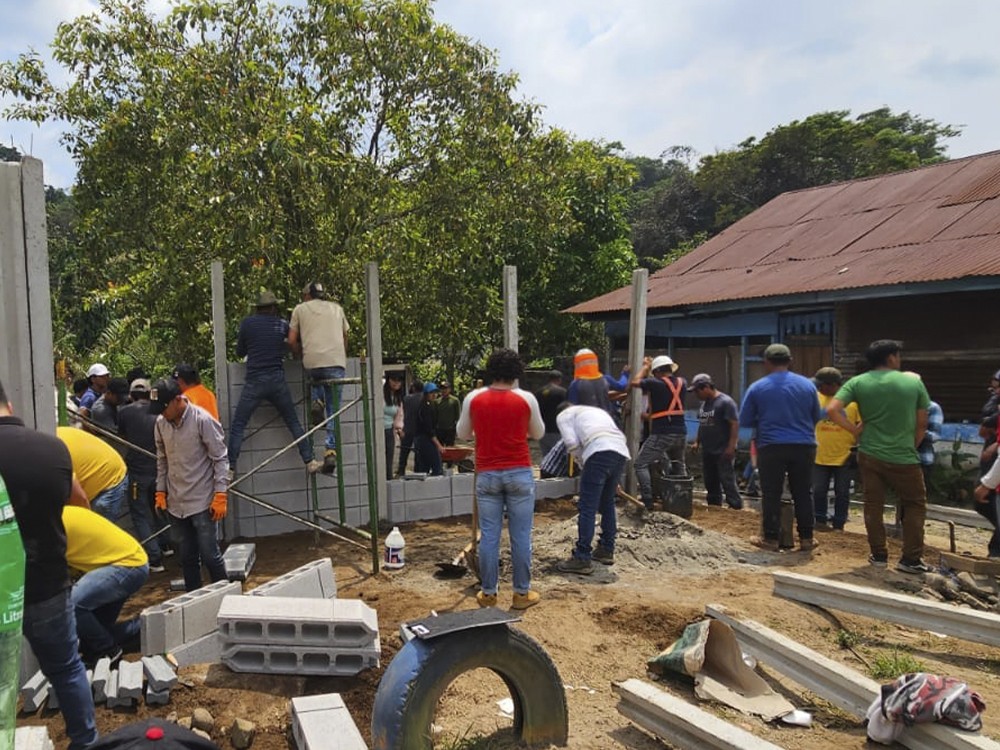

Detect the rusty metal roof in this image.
[568,151,1000,316]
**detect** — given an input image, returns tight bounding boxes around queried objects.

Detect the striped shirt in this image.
[237,313,291,376]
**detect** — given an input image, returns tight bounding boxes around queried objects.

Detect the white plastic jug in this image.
[384,526,405,569]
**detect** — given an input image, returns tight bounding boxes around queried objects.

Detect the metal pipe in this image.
[359,358,380,573]
[230,485,369,551]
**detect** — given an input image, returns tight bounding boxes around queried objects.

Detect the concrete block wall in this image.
[247,558,336,599]
[140,580,242,655]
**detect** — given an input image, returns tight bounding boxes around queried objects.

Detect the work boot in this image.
[510,590,540,610]
[305,458,324,474]
[749,535,780,552]
[322,449,338,474]
[592,546,615,565]
[556,557,593,575]
[310,399,326,426]
[799,536,819,552]
[476,591,497,608]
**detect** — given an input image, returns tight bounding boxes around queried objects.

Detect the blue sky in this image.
[4,0,999,188]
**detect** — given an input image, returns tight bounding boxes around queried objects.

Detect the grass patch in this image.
[836,629,859,649]
[869,648,925,681]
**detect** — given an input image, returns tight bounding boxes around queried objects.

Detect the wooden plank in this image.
[940,551,1000,576]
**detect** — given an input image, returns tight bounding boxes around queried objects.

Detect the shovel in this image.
[436,470,480,580]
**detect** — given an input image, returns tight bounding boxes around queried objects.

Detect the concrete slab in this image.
[290,692,368,750]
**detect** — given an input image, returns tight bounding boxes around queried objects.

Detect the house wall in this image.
[835,290,1000,420]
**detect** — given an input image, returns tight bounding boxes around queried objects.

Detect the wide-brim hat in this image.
[255,290,282,308]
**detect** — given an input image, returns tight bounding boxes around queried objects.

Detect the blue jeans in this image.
[129,476,167,564]
[170,509,227,591]
[71,563,148,655]
[91,475,129,522]
[228,370,313,468]
[634,433,687,504]
[477,468,536,595]
[813,463,851,527]
[23,590,97,749]
[310,366,345,451]
[573,451,626,561]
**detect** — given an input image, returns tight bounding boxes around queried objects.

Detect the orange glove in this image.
[210,492,228,521]
[154,491,167,510]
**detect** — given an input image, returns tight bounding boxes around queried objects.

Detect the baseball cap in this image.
[149,378,182,415]
[763,343,792,362]
[107,377,130,396]
[686,373,713,391]
[130,378,151,394]
[88,718,221,749]
[423,382,439,394]
[303,281,326,299]
[650,355,678,373]
[87,363,110,378]
[813,367,843,386]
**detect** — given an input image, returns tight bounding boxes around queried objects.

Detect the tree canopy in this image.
[1,0,635,380]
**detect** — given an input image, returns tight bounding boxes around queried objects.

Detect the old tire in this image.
[371,625,568,749]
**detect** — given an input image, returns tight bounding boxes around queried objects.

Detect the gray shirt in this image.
[155,400,228,518]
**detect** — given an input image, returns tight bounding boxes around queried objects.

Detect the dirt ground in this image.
[18,496,1000,749]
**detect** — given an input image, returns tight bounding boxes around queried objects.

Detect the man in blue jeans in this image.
[456,349,546,609]
[152,378,230,591]
[0,378,98,749]
[228,290,323,475]
[554,404,630,574]
[64,506,149,663]
[290,281,350,474]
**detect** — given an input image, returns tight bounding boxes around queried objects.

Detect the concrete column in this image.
[502,265,518,353]
[364,262,387,521]
[624,268,648,494]
[211,260,240,539]
[0,158,54,432]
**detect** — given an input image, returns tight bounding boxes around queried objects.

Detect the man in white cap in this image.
[629,354,688,510]
[78,362,110,419]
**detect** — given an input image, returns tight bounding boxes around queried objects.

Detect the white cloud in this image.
[3,0,999,187]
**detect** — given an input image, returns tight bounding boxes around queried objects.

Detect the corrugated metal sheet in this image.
[569,151,1000,315]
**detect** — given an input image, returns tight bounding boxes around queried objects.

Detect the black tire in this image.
[371,625,568,749]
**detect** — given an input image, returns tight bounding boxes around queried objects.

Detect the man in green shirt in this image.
[825,340,931,574]
[434,380,461,447]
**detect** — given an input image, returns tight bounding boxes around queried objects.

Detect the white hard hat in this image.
[650,355,677,373]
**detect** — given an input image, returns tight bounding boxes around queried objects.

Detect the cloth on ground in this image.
[866,672,985,745]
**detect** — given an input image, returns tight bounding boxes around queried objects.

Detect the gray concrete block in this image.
[218,597,376,647]
[223,542,256,581]
[451,471,474,499]
[21,682,48,713]
[451,492,474,517]
[404,475,450,502]
[169,632,222,668]
[248,558,335,600]
[222,642,379,676]
[141,655,178,692]
[20,669,47,702]
[140,602,184,655]
[145,686,171,706]
[291,692,367,750]
[117,660,144,700]
[180,580,242,646]
[339,443,361,466]
[14,725,54,750]
[404,496,451,521]
[92,657,111,702]
[105,669,119,704]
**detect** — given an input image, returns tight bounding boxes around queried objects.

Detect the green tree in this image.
[2,0,633,378]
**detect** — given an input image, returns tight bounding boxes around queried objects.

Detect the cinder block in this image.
[291,692,367,750]
[218,597,376,648]
[387,479,404,505]
[224,643,378,676]
[14,725,54,750]
[169,632,222,668]
[404,496,451,521]
[20,669,47,702]
[339,444,361,466]
[451,472,474,499]
[117,660,144,700]
[223,543,257,581]
[92,657,111,702]
[248,558,335,599]
[181,580,243,646]
[104,669,119,705]
[451,490,474,517]
[145,687,170,706]
[21,681,48,713]
[140,602,184,655]
[141,655,178,692]
[141,579,241,655]
[404,475,450,502]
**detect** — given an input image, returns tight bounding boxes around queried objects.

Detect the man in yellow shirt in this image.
[173,363,220,421]
[64,506,149,665]
[58,426,129,522]
[813,367,860,530]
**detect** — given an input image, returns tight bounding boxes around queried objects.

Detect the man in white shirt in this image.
[289,281,350,474]
[555,404,630,575]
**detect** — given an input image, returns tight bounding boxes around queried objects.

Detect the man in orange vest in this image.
[629,355,689,510]
[173,363,220,421]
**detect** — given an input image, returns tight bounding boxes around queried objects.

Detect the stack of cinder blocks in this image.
[218,596,379,676]
[290,694,368,750]
[140,578,242,666]
[21,656,177,713]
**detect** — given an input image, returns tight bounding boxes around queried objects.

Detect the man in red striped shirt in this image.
[457,349,545,610]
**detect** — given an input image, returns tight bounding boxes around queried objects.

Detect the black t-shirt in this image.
[697,392,739,454]
[118,400,159,480]
[416,398,438,438]
[641,376,688,435]
[0,416,71,604]
[535,383,567,432]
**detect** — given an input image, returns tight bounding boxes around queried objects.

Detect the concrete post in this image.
[624,268,648,494]
[502,265,518,353]
[211,260,239,538]
[364,262,388,521]
[0,158,54,432]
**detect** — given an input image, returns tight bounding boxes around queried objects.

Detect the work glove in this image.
[210,491,228,521]
[154,491,167,511]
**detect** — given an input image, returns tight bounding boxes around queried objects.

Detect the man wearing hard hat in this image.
[630,355,688,510]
